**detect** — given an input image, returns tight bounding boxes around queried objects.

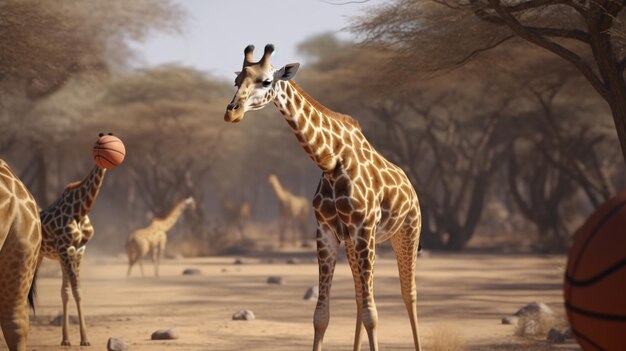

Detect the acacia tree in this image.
[0,0,182,204]
[94,66,228,253]
[353,0,626,163]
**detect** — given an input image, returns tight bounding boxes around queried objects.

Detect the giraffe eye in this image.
[262,79,272,87]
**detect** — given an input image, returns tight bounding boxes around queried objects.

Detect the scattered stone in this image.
[303,286,319,301]
[50,314,79,326]
[547,328,565,343]
[562,328,574,340]
[151,328,179,340]
[234,257,244,265]
[221,268,229,273]
[182,268,201,276]
[107,337,129,351]
[501,316,519,325]
[267,276,284,285]
[286,257,299,264]
[232,310,255,321]
[301,241,313,248]
[514,302,554,317]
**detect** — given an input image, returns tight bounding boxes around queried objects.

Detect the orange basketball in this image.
[92,133,125,169]
[564,191,626,351]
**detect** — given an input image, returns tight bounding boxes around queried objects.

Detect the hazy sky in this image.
[134,0,386,79]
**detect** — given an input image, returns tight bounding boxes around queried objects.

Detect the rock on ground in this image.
[107,337,129,351]
[547,328,565,343]
[234,257,244,265]
[151,328,179,340]
[232,310,255,321]
[182,268,201,275]
[501,316,519,325]
[267,276,284,285]
[286,257,299,264]
[303,286,319,301]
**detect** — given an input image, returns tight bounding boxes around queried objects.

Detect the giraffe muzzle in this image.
[224,104,243,123]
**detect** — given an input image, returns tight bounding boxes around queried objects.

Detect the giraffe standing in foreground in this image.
[267,173,309,246]
[0,160,41,351]
[224,45,422,351]
[126,197,195,278]
[39,160,108,346]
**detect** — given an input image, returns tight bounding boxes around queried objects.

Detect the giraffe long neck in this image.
[273,81,359,173]
[153,200,188,231]
[269,177,288,202]
[64,165,106,218]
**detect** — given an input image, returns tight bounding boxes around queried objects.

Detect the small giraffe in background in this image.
[225,45,422,351]
[219,193,251,241]
[267,174,309,246]
[39,157,109,347]
[0,160,42,351]
[126,197,195,278]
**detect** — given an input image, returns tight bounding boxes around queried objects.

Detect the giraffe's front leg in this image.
[312,227,339,351]
[65,246,90,346]
[351,223,379,351]
[60,268,72,346]
[345,238,364,351]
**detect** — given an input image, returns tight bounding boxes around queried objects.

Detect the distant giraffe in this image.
[0,160,41,351]
[39,158,109,346]
[267,174,309,246]
[219,193,251,241]
[126,197,195,277]
[224,45,422,351]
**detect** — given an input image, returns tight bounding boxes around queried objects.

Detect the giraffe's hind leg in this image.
[390,226,422,351]
[312,227,339,351]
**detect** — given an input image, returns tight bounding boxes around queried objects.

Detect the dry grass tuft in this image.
[514,312,557,338]
[428,324,466,351]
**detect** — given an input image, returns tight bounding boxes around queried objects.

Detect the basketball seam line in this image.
[97,140,122,145]
[92,147,125,156]
[565,257,626,286]
[571,327,607,351]
[568,199,626,305]
[565,301,626,321]
[94,154,116,165]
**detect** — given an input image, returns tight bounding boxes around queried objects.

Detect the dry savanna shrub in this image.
[428,323,466,351]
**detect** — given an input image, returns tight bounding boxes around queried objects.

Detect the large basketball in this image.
[564,191,626,351]
[92,133,126,169]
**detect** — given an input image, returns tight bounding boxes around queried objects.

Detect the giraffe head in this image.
[185,196,196,210]
[225,44,300,123]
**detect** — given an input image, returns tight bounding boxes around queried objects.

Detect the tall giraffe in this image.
[267,173,309,246]
[39,159,108,346]
[224,45,422,351]
[126,197,195,277]
[0,160,41,351]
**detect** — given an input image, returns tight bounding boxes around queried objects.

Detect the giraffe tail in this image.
[28,265,38,315]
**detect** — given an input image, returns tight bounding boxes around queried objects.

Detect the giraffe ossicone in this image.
[225,44,423,351]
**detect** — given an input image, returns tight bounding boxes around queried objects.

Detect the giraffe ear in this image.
[275,63,300,81]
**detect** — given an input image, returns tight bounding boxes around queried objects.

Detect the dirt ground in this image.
[15,250,582,351]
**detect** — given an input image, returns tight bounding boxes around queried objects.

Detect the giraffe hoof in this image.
[61,340,71,346]
[80,340,91,346]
